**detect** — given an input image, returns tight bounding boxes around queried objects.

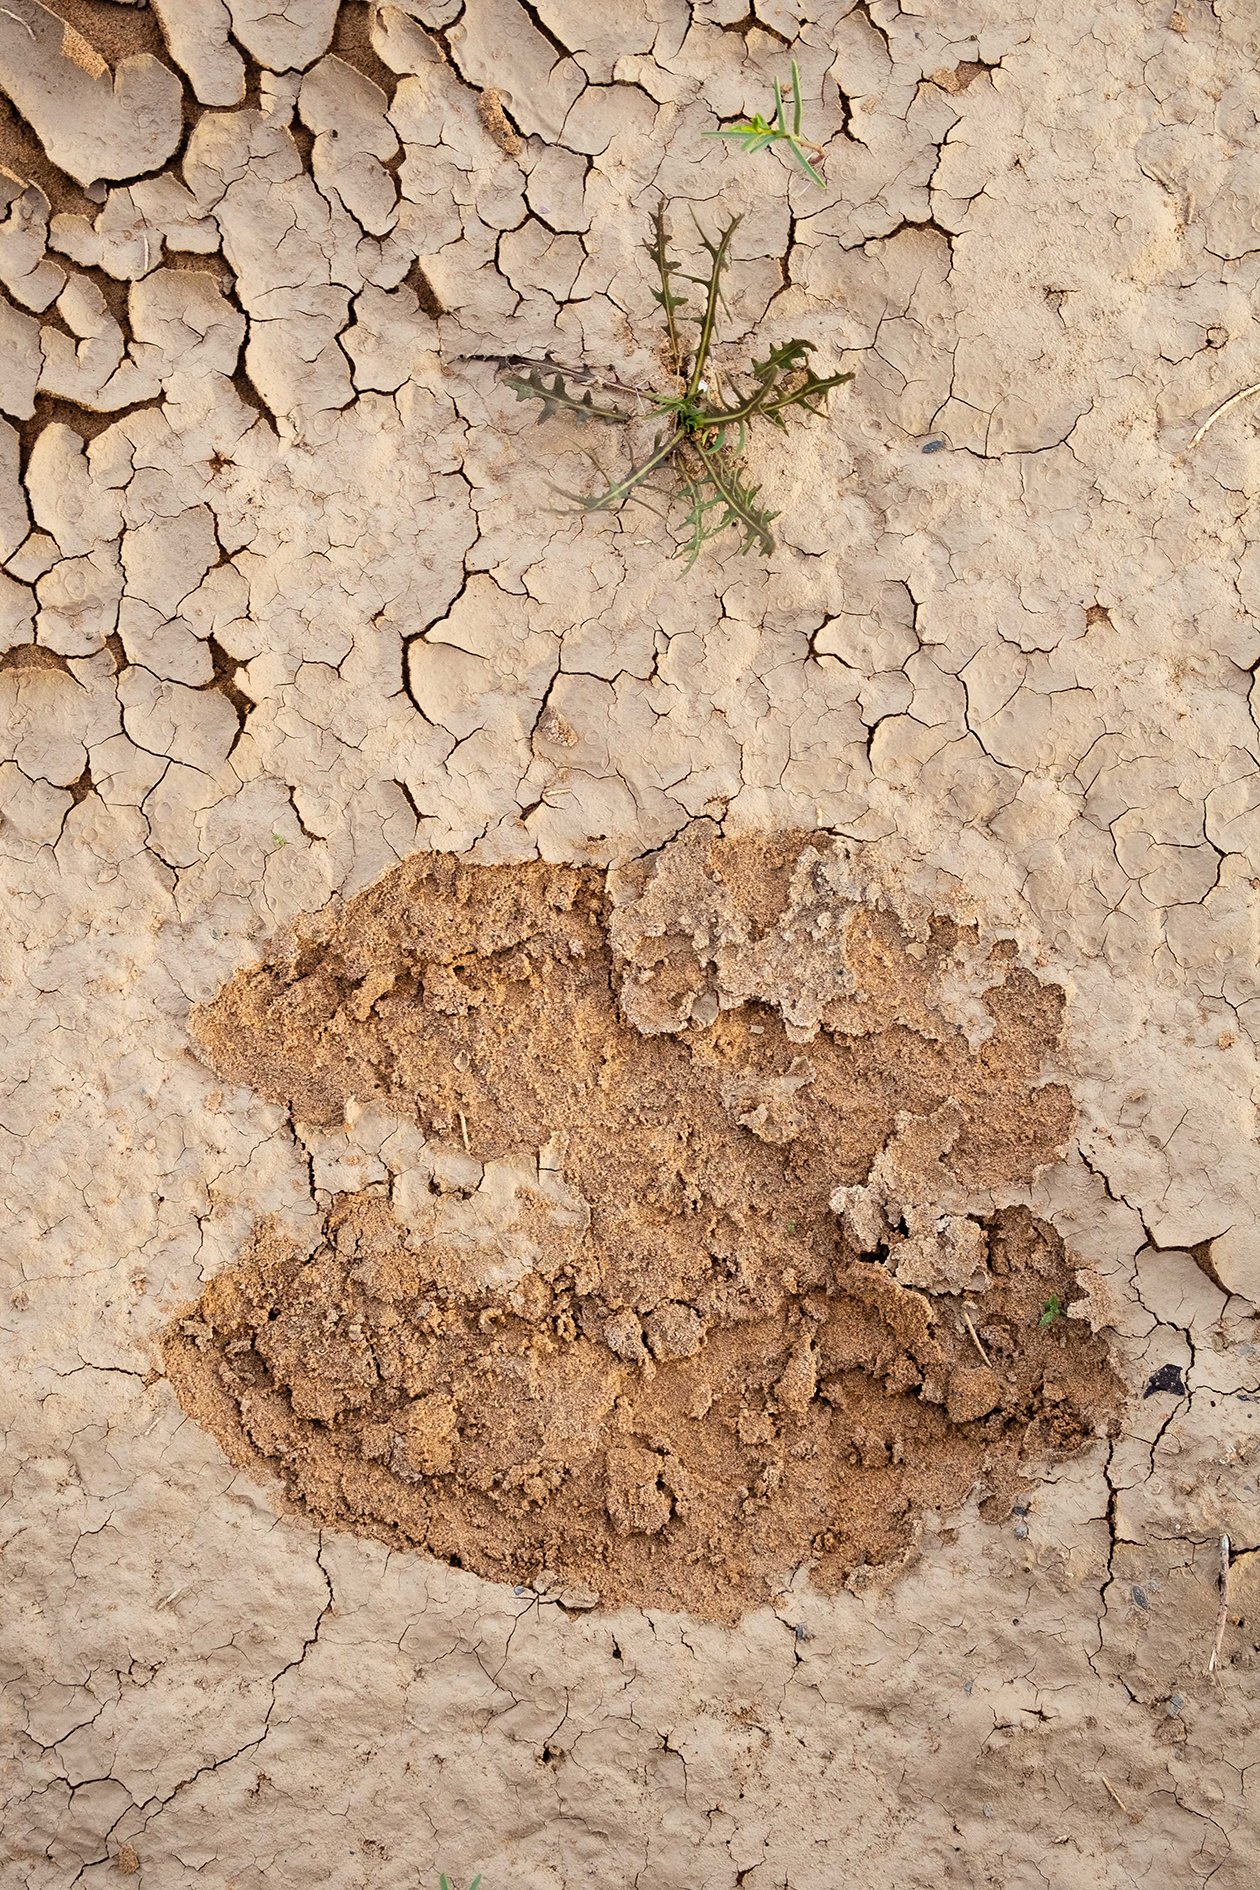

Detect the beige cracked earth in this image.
[2,1,1259,1886]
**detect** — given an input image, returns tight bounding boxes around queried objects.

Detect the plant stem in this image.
[686,219,739,402]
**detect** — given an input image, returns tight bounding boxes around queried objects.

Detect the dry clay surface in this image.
[0,1,1258,1887]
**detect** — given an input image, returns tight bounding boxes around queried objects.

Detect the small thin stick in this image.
[1100,1774,1130,1814]
[457,1109,470,1153]
[962,1308,990,1365]
[1207,1533,1231,1674]
[1185,382,1260,452]
[0,8,35,39]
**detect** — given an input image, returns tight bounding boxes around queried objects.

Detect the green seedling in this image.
[438,1877,481,1889]
[704,59,826,186]
[1038,1294,1063,1328]
[501,204,851,562]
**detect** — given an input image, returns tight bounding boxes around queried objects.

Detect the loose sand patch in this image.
[166,831,1118,1615]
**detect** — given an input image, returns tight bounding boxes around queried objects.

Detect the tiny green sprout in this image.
[1038,1294,1063,1328]
[438,1877,481,1890]
[786,1219,798,1232]
[704,59,826,187]
[272,833,287,847]
[500,202,851,562]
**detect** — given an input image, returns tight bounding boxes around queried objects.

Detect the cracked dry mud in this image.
[3,1,1260,1887]
[166,833,1119,1616]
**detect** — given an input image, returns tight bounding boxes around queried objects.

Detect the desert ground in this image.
[1,1,1258,1885]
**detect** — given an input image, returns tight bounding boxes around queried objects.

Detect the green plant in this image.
[502,204,851,562]
[438,1876,481,1889]
[1038,1294,1063,1327]
[704,59,826,186]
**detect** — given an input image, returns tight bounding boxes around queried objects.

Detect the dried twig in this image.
[458,1109,470,1154]
[0,6,35,36]
[1185,382,1260,452]
[1099,1774,1130,1814]
[962,1308,991,1365]
[1207,1533,1231,1675]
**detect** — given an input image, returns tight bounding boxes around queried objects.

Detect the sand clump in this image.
[164,830,1120,1617]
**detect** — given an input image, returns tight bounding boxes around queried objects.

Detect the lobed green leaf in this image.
[502,365,629,425]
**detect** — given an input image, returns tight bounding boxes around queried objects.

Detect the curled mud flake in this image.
[0,289,40,419]
[0,170,62,311]
[224,0,338,74]
[299,55,400,237]
[166,832,1120,1619]
[150,0,244,109]
[0,0,183,188]
[448,0,586,144]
